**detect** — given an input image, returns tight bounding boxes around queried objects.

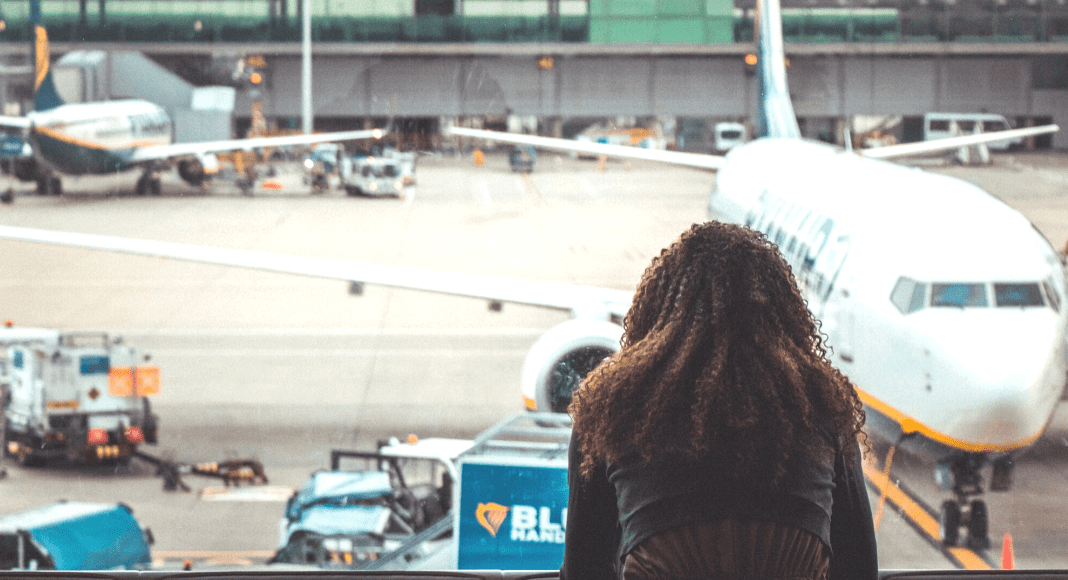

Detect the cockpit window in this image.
[890,277,927,314]
[994,283,1044,307]
[1043,279,1062,312]
[931,283,987,307]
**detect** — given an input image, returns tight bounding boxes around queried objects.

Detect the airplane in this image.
[0,0,1063,555]
[0,4,384,198]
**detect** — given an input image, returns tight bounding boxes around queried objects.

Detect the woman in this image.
[562,222,877,580]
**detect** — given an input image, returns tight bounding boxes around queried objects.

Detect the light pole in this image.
[301,0,312,135]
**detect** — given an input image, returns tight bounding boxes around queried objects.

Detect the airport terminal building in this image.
[2,0,1067,149]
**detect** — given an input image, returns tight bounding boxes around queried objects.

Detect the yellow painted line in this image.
[861,457,991,570]
[855,387,1043,454]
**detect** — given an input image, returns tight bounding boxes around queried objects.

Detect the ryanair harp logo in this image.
[476,502,510,537]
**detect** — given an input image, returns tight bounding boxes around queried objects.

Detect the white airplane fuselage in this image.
[28,99,172,175]
[710,138,1068,458]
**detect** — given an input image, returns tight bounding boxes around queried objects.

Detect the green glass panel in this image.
[605,18,657,42]
[656,18,704,42]
[658,0,702,16]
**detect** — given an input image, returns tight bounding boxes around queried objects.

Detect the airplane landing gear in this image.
[35,174,61,196]
[939,499,989,550]
[934,453,1008,550]
[135,172,162,196]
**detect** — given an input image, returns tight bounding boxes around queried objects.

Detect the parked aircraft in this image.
[0,5,383,197]
[0,0,1062,556]
[447,0,1065,554]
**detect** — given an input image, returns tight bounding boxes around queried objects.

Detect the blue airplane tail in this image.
[31,0,64,112]
[754,0,800,139]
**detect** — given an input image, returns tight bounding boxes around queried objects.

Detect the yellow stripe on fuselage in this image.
[34,124,160,152]
[855,386,1045,454]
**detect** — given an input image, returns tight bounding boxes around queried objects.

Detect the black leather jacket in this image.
[560,429,878,580]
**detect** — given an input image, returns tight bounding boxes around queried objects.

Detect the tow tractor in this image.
[272,413,571,571]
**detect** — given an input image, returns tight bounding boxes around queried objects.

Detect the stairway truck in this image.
[1,332,160,465]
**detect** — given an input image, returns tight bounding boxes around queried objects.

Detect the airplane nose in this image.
[929,313,1066,448]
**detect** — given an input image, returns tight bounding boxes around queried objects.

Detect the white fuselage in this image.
[28,99,172,175]
[711,138,1068,455]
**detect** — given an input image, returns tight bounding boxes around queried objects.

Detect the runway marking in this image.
[479,180,492,205]
[862,457,995,570]
[519,174,544,205]
[197,485,295,501]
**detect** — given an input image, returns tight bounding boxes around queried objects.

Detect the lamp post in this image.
[302,0,312,135]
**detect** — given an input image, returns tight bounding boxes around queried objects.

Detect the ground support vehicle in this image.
[508,146,535,173]
[0,502,152,570]
[303,144,345,194]
[272,437,472,569]
[1,330,159,466]
[344,156,409,197]
[364,413,572,572]
[272,414,572,572]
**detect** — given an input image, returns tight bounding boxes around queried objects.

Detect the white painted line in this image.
[198,485,295,502]
[479,180,492,205]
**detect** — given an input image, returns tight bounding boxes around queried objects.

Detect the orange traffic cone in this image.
[1001,533,1015,570]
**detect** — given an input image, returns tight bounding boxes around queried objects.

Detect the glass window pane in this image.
[931,283,987,307]
[994,283,1043,307]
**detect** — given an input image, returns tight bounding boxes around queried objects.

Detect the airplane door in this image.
[812,234,853,364]
[834,276,856,364]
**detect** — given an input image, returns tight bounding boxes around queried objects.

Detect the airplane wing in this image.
[860,124,1059,160]
[447,127,726,170]
[0,225,633,321]
[128,128,385,163]
[0,116,31,130]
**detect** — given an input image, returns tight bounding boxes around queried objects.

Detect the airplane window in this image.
[1043,279,1062,312]
[930,283,987,307]
[908,282,927,313]
[890,277,927,314]
[994,283,1044,307]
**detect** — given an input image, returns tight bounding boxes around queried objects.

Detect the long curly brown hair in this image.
[569,222,865,484]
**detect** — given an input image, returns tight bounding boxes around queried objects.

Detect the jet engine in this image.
[521,319,623,413]
[177,154,219,186]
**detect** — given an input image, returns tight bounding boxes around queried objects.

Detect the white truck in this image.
[0,329,160,466]
[344,154,413,198]
[282,413,571,572]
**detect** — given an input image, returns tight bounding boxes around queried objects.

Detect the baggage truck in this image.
[0,502,152,570]
[1,330,159,466]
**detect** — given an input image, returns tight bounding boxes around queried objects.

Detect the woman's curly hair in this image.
[569,222,865,485]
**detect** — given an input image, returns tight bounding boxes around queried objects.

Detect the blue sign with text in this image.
[457,461,569,570]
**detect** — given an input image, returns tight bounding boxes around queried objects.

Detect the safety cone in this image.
[1001,533,1015,570]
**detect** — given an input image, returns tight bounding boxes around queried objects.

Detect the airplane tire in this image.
[150,177,161,196]
[939,500,961,546]
[49,176,61,196]
[967,500,990,550]
[135,176,149,196]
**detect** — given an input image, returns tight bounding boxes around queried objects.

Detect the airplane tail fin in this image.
[31,0,64,112]
[754,0,800,139]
